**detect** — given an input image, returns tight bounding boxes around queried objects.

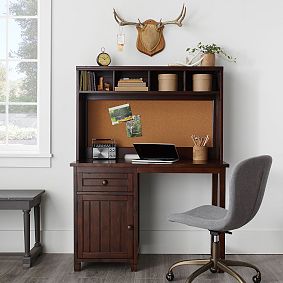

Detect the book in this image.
[118,82,147,87]
[83,71,87,91]
[92,72,97,91]
[79,71,83,91]
[119,78,144,83]
[88,71,92,91]
[79,71,96,91]
[115,86,148,91]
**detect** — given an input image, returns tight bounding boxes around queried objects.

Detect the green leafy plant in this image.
[186,42,236,62]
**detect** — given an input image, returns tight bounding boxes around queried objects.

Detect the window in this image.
[0,0,51,167]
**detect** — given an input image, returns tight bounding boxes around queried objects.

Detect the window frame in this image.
[0,0,52,167]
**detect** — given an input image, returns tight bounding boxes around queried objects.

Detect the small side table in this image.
[0,190,45,268]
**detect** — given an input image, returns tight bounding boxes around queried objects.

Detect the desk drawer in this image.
[79,173,132,192]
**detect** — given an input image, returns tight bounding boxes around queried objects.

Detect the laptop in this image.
[132,143,179,164]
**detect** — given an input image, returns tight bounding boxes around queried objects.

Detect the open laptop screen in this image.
[133,143,179,161]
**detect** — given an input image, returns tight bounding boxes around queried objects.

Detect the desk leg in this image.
[212,174,218,206]
[23,209,31,268]
[219,169,226,260]
[211,174,220,266]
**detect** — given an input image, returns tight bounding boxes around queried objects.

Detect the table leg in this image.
[34,204,41,247]
[23,209,31,268]
[23,209,31,257]
[31,203,43,264]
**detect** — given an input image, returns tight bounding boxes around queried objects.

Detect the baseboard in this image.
[140,230,283,254]
[225,230,283,254]
[0,230,73,253]
[0,229,283,254]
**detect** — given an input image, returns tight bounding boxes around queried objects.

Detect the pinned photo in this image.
[126,115,142,137]
[108,103,133,125]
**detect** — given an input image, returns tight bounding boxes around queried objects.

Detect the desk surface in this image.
[71,159,229,173]
[0,190,45,201]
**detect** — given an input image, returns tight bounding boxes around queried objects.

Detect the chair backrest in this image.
[224,155,272,231]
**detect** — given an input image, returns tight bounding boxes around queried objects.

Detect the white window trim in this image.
[0,0,52,167]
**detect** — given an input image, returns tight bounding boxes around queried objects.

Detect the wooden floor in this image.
[0,254,283,282]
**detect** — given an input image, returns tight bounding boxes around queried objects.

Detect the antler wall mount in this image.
[113,5,187,56]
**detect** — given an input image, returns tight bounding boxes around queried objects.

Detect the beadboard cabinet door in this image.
[77,194,134,259]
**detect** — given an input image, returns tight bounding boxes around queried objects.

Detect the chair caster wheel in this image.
[252,273,261,283]
[210,267,218,273]
[166,271,174,281]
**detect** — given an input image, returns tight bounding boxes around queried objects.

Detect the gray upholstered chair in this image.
[166,155,272,283]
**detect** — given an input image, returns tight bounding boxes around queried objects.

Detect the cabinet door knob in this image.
[127,225,134,230]
[102,180,108,186]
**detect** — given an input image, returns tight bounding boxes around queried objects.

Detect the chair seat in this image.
[169,205,228,231]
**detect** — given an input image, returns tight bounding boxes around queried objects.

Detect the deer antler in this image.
[158,4,186,28]
[113,9,139,26]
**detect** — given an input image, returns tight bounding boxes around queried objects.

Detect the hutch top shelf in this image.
[77,66,223,98]
[76,66,224,161]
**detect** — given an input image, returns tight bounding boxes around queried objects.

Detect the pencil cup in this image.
[193,146,208,161]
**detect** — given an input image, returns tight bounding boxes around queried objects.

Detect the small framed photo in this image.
[108,103,133,125]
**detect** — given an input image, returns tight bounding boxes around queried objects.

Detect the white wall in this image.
[1,0,283,254]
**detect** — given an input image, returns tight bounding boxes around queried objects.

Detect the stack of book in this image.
[115,78,148,91]
[80,71,96,91]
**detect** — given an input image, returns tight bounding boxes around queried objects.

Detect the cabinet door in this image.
[77,195,133,259]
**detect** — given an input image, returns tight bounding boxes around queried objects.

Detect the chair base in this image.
[166,233,261,283]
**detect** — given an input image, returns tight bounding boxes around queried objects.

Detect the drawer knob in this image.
[102,180,108,186]
[127,225,134,230]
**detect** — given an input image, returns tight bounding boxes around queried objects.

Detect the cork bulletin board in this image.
[88,100,213,147]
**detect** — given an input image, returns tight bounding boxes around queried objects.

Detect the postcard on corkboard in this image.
[108,103,132,125]
[126,115,142,138]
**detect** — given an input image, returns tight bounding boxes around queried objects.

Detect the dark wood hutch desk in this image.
[71,66,229,271]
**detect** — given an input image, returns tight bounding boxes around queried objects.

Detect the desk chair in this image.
[166,155,272,283]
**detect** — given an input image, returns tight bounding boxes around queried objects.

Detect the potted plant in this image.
[186,42,236,66]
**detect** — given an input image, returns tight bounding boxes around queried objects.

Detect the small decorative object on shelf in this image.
[193,74,212,91]
[95,77,111,91]
[97,77,104,91]
[104,82,111,91]
[92,138,117,160]
[96,47,111,66]
[158,74,178,91]
[186,42,236,66]
[115,78,148,91]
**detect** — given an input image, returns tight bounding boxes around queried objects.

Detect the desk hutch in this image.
[71,66,229,271]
